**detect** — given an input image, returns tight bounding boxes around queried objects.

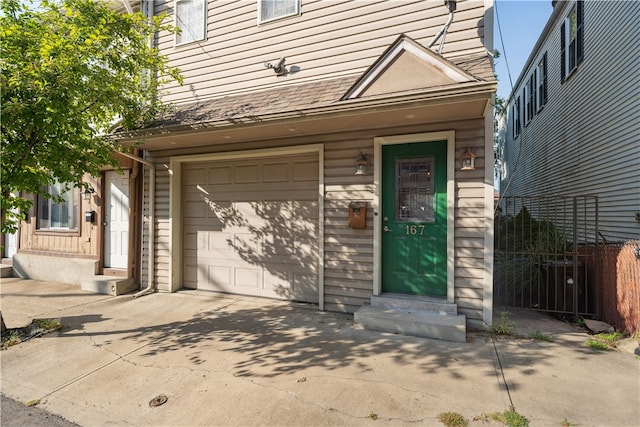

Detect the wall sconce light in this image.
[264,57,287,76]
[461,147,476,171]
[355,151,371,175]
[81,185,95,200]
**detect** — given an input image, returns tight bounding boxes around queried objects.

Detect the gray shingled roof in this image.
[147,53,493,130]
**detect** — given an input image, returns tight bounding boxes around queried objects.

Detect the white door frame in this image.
[169,144,326,308]
[373,131,456,303]
[104,170,130,269]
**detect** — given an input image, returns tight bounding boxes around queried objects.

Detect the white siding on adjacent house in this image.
[501,1,640,242]
[154,0,489,104]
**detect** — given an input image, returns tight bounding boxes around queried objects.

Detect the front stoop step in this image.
[355,294,466,342]
[0,264,14,278]
[81,276,136,296]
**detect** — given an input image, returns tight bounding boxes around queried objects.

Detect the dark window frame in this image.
[560,0,584,82]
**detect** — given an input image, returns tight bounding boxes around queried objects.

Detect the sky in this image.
[493,0,555,100]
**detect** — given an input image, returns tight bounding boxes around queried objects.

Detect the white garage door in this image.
[182,153,320,303]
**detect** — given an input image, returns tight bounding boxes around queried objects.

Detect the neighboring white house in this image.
[498,0,640,242]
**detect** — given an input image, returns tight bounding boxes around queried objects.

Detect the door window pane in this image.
[395,157,435,222]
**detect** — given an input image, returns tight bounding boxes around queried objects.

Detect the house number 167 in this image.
[405,225,425,235]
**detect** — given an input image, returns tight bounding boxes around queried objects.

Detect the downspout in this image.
[427,0,457,54]
[118,151,155,298]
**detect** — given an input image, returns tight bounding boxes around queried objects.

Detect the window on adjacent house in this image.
[258,0,300,23]
[175,0,207,45]
[536,53,548,111]
[524,78,535,125]
[37,181,79,230]
[512,96,521,138]
[561,1,584,81]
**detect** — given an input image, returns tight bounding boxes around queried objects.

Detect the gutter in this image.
[117,151,156,298]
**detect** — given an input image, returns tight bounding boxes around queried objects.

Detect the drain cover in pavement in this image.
[149,394,168,407]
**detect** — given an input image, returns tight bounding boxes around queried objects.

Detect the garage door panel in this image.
[235,268,262,289]
[293,160,319,181]
[263,162,290,182]
[208,166,233,184]
[183,153,319,303]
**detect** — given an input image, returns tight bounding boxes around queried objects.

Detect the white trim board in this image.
[168,144,325,309]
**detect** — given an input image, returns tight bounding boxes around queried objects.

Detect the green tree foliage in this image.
[0,0,181,234]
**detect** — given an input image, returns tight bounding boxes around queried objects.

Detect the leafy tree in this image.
[0,0,181,235]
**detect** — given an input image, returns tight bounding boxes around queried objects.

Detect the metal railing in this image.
[494,195,600,318]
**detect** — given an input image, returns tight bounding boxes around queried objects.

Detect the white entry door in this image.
[104,170,130,269]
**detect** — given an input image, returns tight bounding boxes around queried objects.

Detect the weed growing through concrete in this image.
[368,411,378,420]
[529,330,553,342]
[1,318,64,350]
[561,418,576,427]
[437,411,469,427]
[474,406,529,427]
[492,311,516,335]
[1,330,21,348]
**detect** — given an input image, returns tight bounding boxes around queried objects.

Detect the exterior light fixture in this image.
[264,57,286,76]
[355,151,370,175]
[461,147,476,171]
[81,185,95,200]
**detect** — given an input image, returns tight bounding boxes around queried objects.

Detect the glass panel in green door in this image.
[381,142,447,296]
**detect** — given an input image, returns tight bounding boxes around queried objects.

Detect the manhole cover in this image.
[149,394,168,407]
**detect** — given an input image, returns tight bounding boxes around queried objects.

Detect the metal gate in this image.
[494,195,600,318]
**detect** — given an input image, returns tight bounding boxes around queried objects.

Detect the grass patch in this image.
[1,318,63,350]
[595,331,624,345]
[25,399,40,407]
[33,318,63,332]
[586,331,625,351]
[474,407,529,427]
[585,338,612,351]
[437,412,469,427]
[529,330,553,342]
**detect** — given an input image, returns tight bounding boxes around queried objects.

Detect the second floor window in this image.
[38,181,78,231]
[536,53,548,111]
[560,1,584,81]
[259,0,300,23]
[176,0,207,45]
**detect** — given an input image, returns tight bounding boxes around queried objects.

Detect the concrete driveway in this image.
[1,278,638,426]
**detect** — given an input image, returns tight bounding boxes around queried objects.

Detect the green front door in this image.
[381,141,447,296]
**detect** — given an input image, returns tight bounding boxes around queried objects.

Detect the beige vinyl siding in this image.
[501,1,640,242]
[154,0,488,104]
[140,153,172,291]
[323,139,375,313]
[141,118,489,323]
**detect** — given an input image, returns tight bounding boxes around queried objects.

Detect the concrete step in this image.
[354,305,466,342]
[0,264,14,278]
[81,276,137,296]
[371,293,458,315]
